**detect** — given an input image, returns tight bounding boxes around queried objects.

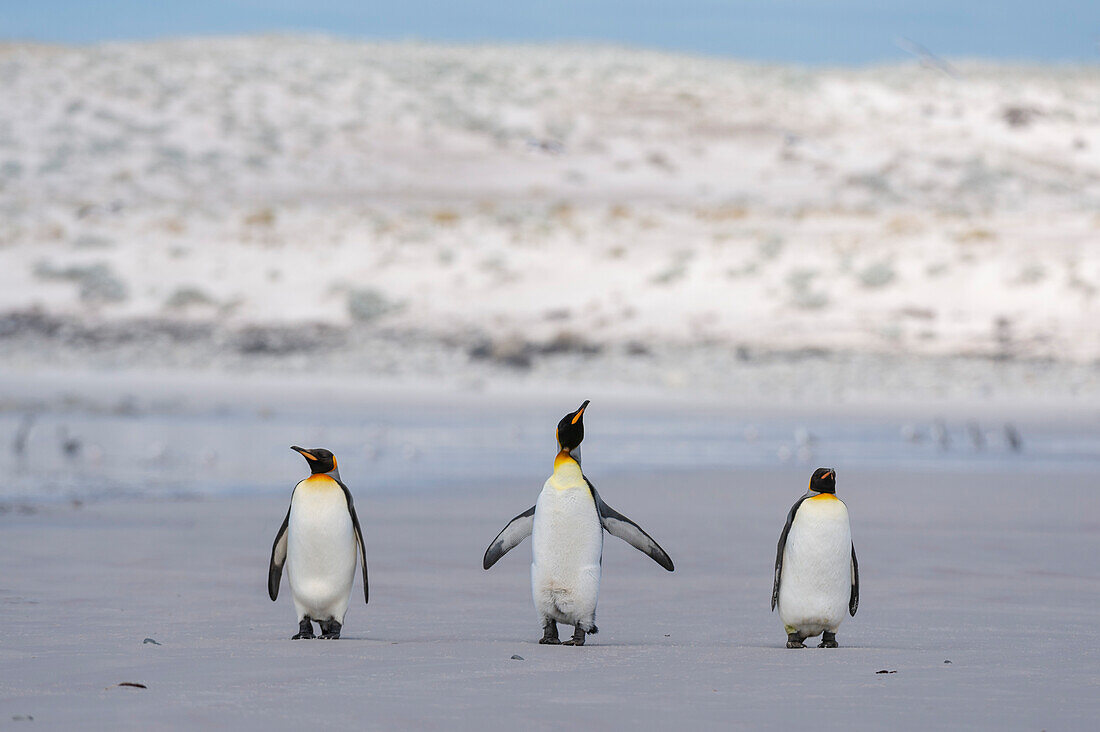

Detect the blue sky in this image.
[3,1,1099,65]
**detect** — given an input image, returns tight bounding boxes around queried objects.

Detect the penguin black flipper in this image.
[849,543,859,616]
[268,504,292,601]
[336,478,369,604]
[772,494,811,611]
[588,480,674,572]
[483,505,536,569]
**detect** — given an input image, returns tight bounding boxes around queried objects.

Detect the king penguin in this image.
[483,401,675,646]
[771,467,859,648]
[268,446,368,639]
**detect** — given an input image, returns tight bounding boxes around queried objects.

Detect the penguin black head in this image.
[292,446,338,475]
[555,400,590,452]
[809,467,836,494]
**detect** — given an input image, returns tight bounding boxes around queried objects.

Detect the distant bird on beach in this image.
[58,426,82,460]
[794,427,816,464]
[900,424,924,444]
[967,421,985,452]
[269,447,368,640]
[483,401,673,646]
[772,468,858,649]
[12,413,35,457]
[931,420,951,451]
[794,427,816,447]
[1004,423,1023,453]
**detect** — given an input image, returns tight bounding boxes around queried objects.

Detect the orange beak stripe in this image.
[293,447,318,461]
[571,406,586,425]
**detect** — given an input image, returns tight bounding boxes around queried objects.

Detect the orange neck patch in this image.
[554,449,577,471]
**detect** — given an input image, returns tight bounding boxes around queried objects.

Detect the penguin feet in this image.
[539,621,561,645]
[316,620,341,638]
[319,619,342,640]
[818,631,838,649]
[292,618,315,640]
[562,626,587,646]
[786,633,806,649]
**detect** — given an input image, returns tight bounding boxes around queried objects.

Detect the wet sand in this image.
[1,466,1097,729]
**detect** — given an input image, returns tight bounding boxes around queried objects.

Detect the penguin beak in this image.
[291,446,318,461]
[822,470,833,480]
[571,400,590,425]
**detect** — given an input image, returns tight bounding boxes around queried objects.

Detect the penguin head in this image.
[555,400,590,453]
[291,446,338,475]
[809,467,836,494]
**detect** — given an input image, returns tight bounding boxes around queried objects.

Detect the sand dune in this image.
[1,38,1099,375]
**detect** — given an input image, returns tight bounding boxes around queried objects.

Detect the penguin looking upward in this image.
[483,401,674,646]
[771,468,858,648]
[269,446,368,639]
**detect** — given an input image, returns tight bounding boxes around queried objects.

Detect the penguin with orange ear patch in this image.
[772,468,859,648]
[269,446,368,639]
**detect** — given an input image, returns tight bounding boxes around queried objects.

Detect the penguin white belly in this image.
[286,477,357,623]
[531,478,603,629]
[778,495,852,637]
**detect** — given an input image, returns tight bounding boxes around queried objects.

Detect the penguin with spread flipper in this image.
[483,401,674,645]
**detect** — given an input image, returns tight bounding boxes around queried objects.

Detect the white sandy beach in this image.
[2,464,1098,729]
